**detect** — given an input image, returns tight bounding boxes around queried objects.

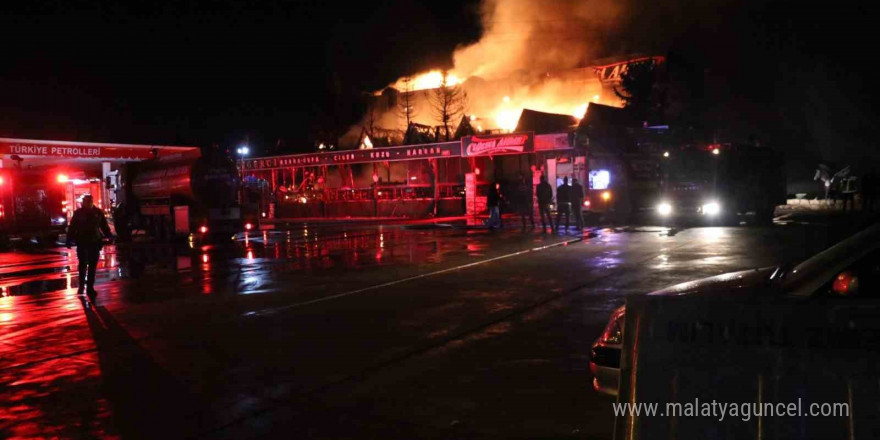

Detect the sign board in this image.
[243,142,461,171]
[0,138,198,160]
[616,294,880,439]
[461,133,534,157]
[534,133,571,151]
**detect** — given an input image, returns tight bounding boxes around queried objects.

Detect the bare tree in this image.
[396,76,418,130]
[427,71,468,141]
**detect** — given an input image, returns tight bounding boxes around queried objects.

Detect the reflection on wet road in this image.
[0,220,841,438]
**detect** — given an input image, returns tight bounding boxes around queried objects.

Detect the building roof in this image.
[578,103,636,129]
[514,109,578,134]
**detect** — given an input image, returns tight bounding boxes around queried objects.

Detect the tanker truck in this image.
[118,151,243,240]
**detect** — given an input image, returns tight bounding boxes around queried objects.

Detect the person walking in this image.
[570,177,585,230]
[515,174,535,229]
[555,176,571,232]
[486,181,503,230]
[536,175,554,232]
[66,195,113,299]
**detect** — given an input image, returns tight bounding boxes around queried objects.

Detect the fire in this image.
[495,109,521,132]
[573,103,589,119]
[394,70,462,92]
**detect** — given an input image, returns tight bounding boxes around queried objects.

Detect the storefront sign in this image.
[461,133,534,157]
[243,142,461,170]
[0,138,198,160]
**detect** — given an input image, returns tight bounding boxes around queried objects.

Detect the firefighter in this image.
[555,176,571,231]
[536,175,554,232]
[66,195,113,298]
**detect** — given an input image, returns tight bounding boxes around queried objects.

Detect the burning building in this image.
[343,54,664,149]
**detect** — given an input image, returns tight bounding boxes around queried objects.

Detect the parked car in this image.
[590,222,880,396]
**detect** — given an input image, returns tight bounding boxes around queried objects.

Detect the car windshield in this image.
[665,150,715,183]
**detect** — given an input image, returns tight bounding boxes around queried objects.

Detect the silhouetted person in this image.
[487,182,503,230]
[570,178,585,230]
[66,195,113,299]
[536,175,554,232]
[515,174,535,229]
[556,177,571,231]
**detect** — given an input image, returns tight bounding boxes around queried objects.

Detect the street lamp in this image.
[236,145,249,204]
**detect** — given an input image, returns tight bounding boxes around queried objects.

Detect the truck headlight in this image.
[701,201,721,216]
[657,201,673,216]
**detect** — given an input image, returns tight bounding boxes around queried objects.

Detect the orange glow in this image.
[573,103,589,119]
[601,191,611,201]
[57,174,69,183]
[495,108,521,132]
[394,70,462,92]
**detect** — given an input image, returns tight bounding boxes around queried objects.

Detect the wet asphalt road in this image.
[0,218,849,439]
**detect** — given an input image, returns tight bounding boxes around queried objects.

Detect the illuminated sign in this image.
[461,133,534,157]
[243,142,461,170]
[0,138,198,160]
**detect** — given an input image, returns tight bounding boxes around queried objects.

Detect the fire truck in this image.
[0,167,74,246]
[654,144,786,224]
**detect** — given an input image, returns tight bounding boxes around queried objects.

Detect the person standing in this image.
[555,176,571,232]
[66,195,113,299]
[570,178,586,230]
[536,175,554,232]
[486,181,503,230]
[515,174,535,229]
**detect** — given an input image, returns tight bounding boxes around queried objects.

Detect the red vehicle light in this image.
[245,223,253,230]
[584,199,591,207]
[199,226,208,234]
[832,271,858,296]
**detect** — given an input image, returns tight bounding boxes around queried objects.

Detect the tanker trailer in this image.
[125,154,241,240]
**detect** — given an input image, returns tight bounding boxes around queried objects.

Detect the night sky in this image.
[1,0,878,166]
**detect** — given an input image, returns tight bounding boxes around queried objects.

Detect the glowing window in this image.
[589,170,611,190]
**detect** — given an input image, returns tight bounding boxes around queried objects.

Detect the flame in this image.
[495,108,522,132]
[394,70,462,92]
[573,103,589,119]
[360,135,373,149]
